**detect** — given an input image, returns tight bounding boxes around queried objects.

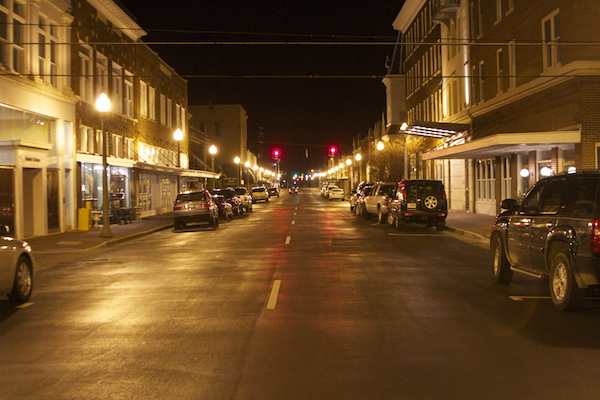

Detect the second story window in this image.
[111,63,123,114]
[96,53,108,97]
[79,44,93,102]
[0,0,26,74]
[38,17,58,87]
[124,70,134,118]
[542,10,560,70]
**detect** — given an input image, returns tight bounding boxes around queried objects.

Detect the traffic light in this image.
[328,146,337,157]
[272,148,281,160]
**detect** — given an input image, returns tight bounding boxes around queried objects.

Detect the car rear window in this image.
[252,188,265,192]
[177,192,206,202]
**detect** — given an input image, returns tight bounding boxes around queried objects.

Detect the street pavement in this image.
[23,205,495,270]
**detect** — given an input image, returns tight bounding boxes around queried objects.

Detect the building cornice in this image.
[393,0,427,32]
[86,0,146,41]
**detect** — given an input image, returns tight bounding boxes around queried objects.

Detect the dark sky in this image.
[120,0,403,174]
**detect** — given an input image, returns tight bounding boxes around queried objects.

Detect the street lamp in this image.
[234,156,241,186]
[209,145,217,189]
[173,128,183,192]
[376,141,385,151]
[96,93,112,238]
[400,122,409,179]
[355,153,362,183]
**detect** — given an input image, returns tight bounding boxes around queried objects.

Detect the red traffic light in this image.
[328,146,337,156]
[272,149,281,159]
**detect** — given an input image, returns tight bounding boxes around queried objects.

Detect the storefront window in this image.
[476,159,495,201]
[81,163,130,210]
[138,173,152,212]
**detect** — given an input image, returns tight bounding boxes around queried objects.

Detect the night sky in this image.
[120,0,403,174]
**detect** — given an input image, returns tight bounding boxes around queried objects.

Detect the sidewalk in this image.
[27,214,174,270]
[445,210,496,242]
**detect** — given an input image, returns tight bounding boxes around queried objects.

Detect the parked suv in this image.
[173,190,219,229]
[491,172,600,311]
[362,182,397,223]
[233,187,253,212]
[388,180,447,231]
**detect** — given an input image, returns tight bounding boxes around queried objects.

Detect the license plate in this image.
[407,202,417,209]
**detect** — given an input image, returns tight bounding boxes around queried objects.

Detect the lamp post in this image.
[355,153,362,183]
[234,156,241,186]
[173,128,183,192]
[209,145,217,189]
[96,93,112,238]
[244,161,250,189]
[400,122,409,180]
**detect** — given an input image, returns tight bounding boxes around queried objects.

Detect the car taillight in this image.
[590,219,600,252]
[173,205,182,210]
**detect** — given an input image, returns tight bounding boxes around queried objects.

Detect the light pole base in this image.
[100,225,113,238]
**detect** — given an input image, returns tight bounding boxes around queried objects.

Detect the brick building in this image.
[386,0,600,216]
[71,0,190,220]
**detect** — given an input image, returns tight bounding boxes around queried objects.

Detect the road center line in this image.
[285,236,291,244]
[267,280,281,310]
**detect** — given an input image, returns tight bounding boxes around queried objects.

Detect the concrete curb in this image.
[445,225,488,242]
[36,224,173,254]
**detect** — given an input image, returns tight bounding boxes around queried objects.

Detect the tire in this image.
[395,214,405,231]
[377,208,386,224]
[549,246,585,311]
[7,256,33,303]
[491,234,512,284]
[387,212,395,226]
[362,204,370,220]
[422,193,440,210]
[174,221,185,229]
[435,220,446,232]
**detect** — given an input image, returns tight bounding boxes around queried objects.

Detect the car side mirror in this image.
[500,199,518,211]
[0,225,10,237]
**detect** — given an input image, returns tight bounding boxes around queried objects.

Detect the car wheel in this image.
[435,219,446,232]
[8,256,33,303]
[422,193,440,210]
[491,234,512,284]
[377,208,386,224]
[387,212,395,226]
[362,204,370,220]
[395,214,405,231]
[549,246,585,311]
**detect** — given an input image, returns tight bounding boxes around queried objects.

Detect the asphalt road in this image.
[1,191,600,399]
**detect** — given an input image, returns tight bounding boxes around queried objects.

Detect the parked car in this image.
[173,190,219,229]
[328,187,345,201]
[491,172,600,311]
[0,225,34,303]
[233,187,253,212]
[289,186,298,194]
[362,182,398,223]
[321,185,338,198]
[355,185,374,217]
[268,187,280,197]
[349,182,373,211]
[213,195,234,220]
[212,188,244,215]
[252,187,270,203]
[388,180,447,231]
[324,185,341,199]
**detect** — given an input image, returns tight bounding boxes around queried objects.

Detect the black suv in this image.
[491,172,600,310]
[388,180,447,231]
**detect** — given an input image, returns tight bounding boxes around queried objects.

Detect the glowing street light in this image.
[96,93,112,238]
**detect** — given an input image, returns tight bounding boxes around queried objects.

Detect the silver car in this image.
[173,190,219,229]
[0,225,34,303]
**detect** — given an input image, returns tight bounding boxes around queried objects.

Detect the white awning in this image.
[422,131,581,160]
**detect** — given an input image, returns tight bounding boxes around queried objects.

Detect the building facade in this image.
[387,0,599,216]
[0,0,75,239]
[71,0,189,220]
